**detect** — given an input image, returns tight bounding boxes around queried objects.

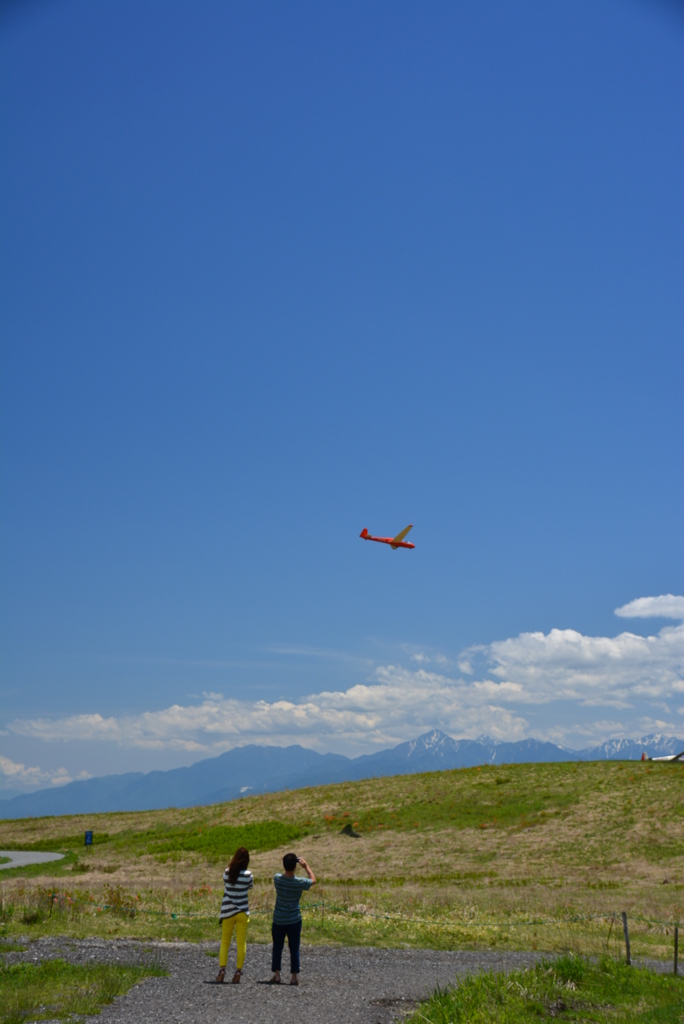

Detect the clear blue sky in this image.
[1,0,682,789]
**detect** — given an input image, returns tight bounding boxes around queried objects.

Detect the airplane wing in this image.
[650,750,684,762]
[392,525,413,544]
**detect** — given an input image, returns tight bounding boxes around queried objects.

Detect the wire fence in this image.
[2,886,681,972]
[6,890,679,933]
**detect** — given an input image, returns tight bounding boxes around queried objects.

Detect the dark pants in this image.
[271,919,302,974]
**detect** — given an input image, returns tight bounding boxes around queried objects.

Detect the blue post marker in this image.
[85,831,93,848]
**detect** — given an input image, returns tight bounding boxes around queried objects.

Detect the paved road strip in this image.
[0,850,65,871]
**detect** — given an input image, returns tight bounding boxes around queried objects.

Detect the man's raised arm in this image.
[297,857,316,884]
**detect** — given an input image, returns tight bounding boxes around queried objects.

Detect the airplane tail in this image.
[360,528,369,538]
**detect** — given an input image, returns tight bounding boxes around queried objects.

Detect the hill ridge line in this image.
[2,729,683,820]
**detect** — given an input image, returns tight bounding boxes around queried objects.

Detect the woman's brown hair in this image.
[227,846,250,885]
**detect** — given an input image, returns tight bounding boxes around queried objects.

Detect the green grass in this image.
[141,820,303,860]
[0,942,27,953]
[0,858,11,866]
[0,958,166,1024]
[410,955,684,1023]
[2,821,302,863]
[8,835,111,852]
[320,767,581,834]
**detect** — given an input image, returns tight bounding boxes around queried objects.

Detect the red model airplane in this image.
[359,525,415,550]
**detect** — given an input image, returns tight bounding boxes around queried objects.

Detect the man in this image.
[269,853,316,985]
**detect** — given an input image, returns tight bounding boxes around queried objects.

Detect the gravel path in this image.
[2,937,675,1024]
[6,937,543,1023]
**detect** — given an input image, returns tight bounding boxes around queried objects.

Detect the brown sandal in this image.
[215,968,226,984]
[231,969,242,984]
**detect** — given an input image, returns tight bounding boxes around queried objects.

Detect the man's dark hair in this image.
[283,852,298,871]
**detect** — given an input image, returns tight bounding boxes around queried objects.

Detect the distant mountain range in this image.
[2,730,682,820]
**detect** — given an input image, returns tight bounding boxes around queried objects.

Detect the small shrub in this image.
[103,885,136,918]
[21,909,44,925]
[550,953,586,986]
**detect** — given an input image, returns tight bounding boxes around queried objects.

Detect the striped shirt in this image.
[219,868,254,920]
[272,873,313,925]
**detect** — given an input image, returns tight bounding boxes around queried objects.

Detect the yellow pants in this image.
[219,912,249,970]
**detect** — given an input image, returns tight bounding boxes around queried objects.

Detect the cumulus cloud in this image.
[0,755,91,792]
[478,621,684,705]
[8,596,684,755]
[8,672,529,754]
[615,595,684,620]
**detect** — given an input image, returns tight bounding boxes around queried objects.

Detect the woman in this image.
[215,845,253,983]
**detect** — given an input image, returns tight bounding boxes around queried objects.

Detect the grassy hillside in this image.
[1,760,682,959]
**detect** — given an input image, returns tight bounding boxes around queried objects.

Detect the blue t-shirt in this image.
[273,873,314,925]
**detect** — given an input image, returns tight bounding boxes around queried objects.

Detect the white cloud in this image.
[478,621,684,705]
[8,596,684,756]
[0,755,91,792]
[8,674,529,755]
[410,651,449,665]
[615,594,684,620]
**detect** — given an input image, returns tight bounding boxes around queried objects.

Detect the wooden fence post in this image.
[675,926,678,977]
[621,912,631,966]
